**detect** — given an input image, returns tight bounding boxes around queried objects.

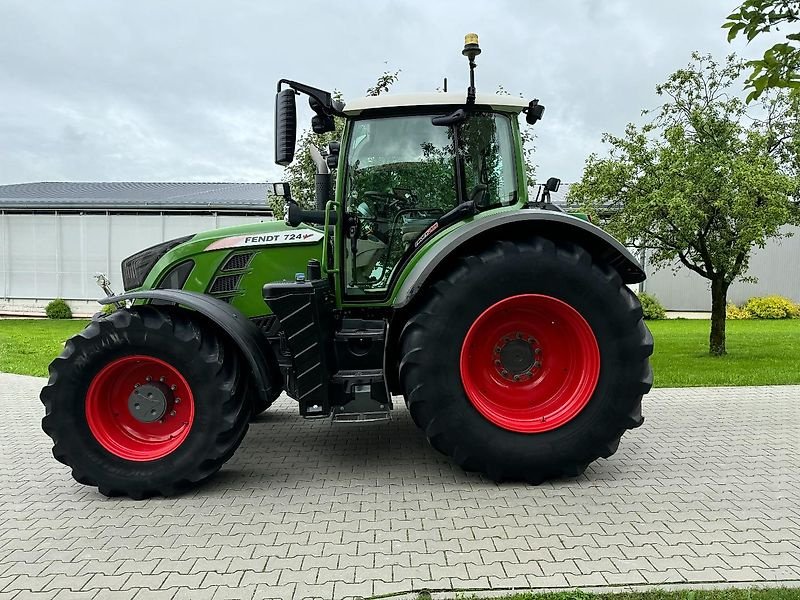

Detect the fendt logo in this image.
[244,234,280,244]
[205,229,324,251]
[243,232,317,244]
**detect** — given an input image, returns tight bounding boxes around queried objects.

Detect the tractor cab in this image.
[340,94,525,295]
[272,34,546,300]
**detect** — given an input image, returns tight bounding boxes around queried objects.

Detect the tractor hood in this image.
[127,219,325,318]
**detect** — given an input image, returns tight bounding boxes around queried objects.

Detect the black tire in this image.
[41,306,250,499]
[398,237,653,482]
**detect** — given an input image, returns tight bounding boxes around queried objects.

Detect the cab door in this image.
[340,114,458,298]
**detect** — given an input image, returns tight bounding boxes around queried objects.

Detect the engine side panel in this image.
[135,220,326,319]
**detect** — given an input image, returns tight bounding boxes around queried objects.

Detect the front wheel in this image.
[41,307,251,499]
[399,238,653,482]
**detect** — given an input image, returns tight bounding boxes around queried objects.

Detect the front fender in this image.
[100,290,281,404]
[392,209,645,308]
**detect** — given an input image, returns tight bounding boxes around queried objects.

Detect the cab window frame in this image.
[338,106,521,302]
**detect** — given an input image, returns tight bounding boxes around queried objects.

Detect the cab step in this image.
[330,369,391,423]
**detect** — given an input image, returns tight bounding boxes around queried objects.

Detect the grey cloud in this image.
[0,0,782,185]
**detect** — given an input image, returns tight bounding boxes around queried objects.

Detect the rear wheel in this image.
[41,307,250,499]
[399,237,653,482]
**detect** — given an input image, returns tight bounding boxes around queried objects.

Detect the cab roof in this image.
[342,92,530,116]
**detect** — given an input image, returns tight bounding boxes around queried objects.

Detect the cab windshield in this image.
[343,112,518,295]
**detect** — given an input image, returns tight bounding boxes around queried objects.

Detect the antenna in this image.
[462,33,481,105]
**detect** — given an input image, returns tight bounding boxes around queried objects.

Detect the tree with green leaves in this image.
[569,53,799,356]
[724,0,800,101]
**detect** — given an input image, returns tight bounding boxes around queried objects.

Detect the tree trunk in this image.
[709,278,729,356]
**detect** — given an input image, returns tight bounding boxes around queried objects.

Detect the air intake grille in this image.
[222,252,253,271]
[209,274,242,294]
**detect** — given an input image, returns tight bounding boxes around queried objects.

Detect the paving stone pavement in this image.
[0,372,799,599]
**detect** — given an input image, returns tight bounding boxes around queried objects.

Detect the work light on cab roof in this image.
[40,34,653,500]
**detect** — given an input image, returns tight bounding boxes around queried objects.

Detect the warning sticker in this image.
[205,229,324,251]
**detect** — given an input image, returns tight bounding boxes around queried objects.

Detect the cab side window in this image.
[459,114,518,208]
[344,116,457,293]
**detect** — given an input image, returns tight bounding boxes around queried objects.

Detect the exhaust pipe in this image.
[309,145,331,211]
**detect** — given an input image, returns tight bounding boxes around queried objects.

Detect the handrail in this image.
[322,199,340,275]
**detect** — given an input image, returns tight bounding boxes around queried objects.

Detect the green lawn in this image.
[459,589,800,600]
[648,319,800,387]
[0,319,89,377]
[1,317,799,387]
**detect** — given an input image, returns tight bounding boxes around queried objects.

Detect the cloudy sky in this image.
[0,0,779,186]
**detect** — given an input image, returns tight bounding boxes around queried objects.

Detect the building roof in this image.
[0,182,273,213]
[343,93,530,116]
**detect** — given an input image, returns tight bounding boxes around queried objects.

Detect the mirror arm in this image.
[431,109,468,126]
[277,79,345,116]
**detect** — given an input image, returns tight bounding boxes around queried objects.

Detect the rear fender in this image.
[383,210,645,394]
[100,290,281,404]
[392,209,645,308]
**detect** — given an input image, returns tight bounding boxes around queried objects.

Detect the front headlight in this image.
[121,235,193,291]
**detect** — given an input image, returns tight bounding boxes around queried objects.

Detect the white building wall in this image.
[0,211,271,316]
[643,225,800,311]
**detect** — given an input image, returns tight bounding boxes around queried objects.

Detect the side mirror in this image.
[275,88,297,166]
[525,99,545,125]
[544,177,561,193]
[272,182,293,203]
[272,182,296,225]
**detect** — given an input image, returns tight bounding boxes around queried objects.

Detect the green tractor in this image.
[41,35,652,499]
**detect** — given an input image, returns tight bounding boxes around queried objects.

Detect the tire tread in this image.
[398,237,653,483]
[40,306,251,499]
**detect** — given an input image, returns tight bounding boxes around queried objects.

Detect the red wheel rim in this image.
[85,355,195,461]
[460,294,600,433]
